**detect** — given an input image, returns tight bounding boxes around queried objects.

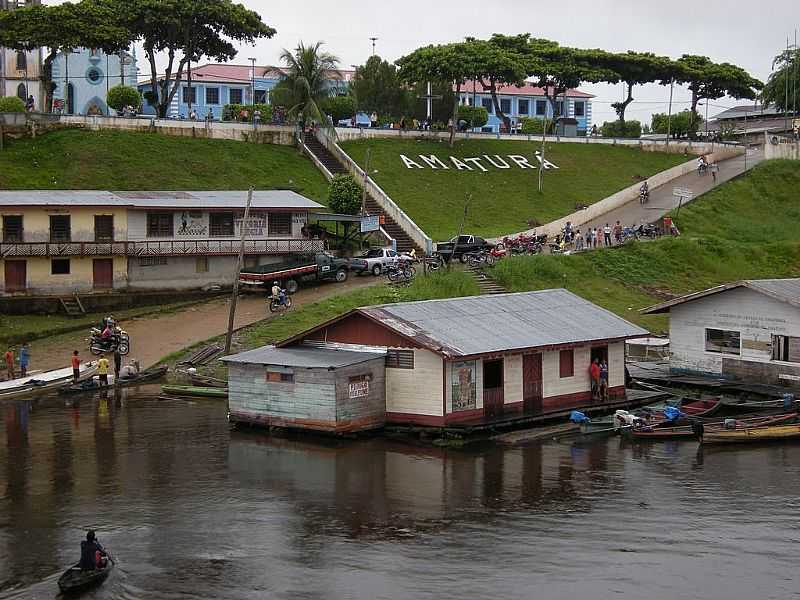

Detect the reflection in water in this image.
[1,390,800,600]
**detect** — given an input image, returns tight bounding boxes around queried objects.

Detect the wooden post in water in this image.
[224,187,254,356]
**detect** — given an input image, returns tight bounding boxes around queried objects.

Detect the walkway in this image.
[26,275,382,372]
[579,148,763,232]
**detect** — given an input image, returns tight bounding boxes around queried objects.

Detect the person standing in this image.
[603,223,612,247]
[613,221,623,245]
[592,227,599,249]
[71,350,81,383]
[25,95,35,112]
[589,358,601,400]
[97,355,110,386]
[575,229,584,251]
[4,347,15,380]
[600,360,609,401]
[19,342,29,378]
[370,111,378,128]
[113,350,122,383]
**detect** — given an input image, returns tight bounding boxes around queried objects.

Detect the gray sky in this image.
[117,0,800,123]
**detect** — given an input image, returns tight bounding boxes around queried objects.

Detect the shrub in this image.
[0,96,25,113]
[319,95,356,124]
[457,105,489,128]
[328,174,362,215]
[107,85,142,112]
[601,120,642,138]
[519,117,554,135]
[222,103,272,122]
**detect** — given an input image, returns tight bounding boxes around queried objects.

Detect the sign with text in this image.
[349,379,370,398]
[400,152,559,171]
[360,215,380,233]
[235,212,267,237]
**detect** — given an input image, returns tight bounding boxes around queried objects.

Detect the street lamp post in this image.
[369,37,378,56]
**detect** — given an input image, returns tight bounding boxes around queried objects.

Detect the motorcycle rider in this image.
[639,181,649,202]
[271,281,285,306]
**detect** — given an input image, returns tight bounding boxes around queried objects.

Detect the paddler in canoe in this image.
[80,530,108,571]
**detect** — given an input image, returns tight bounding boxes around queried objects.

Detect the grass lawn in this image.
[0,129,330,202]
[490,160,800,334]
[340,137,688,240]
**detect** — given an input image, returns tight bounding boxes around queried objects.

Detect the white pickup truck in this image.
[349,247,402,276]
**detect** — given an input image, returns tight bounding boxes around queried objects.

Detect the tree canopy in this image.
[600,51,676,123]
[676,54,763,114]
[762,48,800,113]
[271,41,339,126]
[351,55,412,118]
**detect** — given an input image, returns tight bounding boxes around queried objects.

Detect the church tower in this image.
[0,0,44,109]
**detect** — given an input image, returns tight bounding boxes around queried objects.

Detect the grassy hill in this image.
[490,159,800,333]
[341,137,688,240]
[0,129,329,201]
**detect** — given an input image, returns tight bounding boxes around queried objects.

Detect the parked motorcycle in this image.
[89,326,130,355]
[386,263,415,282]
[423,254,444,272]
[466,250,495,267]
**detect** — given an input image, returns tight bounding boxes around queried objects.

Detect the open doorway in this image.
[483,359,504,418]
[590,346,609,401]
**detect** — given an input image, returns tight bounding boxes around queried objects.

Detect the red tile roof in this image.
[458,80,594,98]
[189,63,355,82]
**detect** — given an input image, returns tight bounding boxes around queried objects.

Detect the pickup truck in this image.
[239,252,349,294]
[436,235,494,263]
[349,247,402,276]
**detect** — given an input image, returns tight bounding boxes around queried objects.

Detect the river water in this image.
[1,388,799,600]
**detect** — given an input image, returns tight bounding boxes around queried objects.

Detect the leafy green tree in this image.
[328,174,362,215]
[600,119,642,138]
[270,41,339,127]
[222,103,272,121]
[651,110,702,139]
[117,0,275,118]
[519,117,553,134]
[457,105,488,128]
[0,97,26,113]
[106,85,142,112]
[472,35,529,132]
[600,51,676,124]
[675,54,762,115]
[762,48,800,112]
[351,55,413,117]
[0,1,132,111]
[319,95,356,124]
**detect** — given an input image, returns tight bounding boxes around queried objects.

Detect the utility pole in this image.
[224,188,254,355]
[786,37,791,134]
[119,50,125,86]
[360,147,371,216]
[249,57,256,129]
[369,37,378,56]
[666,77,674,146]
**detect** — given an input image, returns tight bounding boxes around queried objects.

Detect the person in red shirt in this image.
[71,350,81,383]
[589,358,601,400]
[4,347,14,380]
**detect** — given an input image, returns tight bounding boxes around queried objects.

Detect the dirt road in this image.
[27,275,381,372]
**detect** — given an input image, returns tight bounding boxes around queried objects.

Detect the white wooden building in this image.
[642,279,800,386]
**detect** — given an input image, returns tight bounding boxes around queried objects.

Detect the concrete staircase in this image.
[467,265,507,295]
[303,133,420,254]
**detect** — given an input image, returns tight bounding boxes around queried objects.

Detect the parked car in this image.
[349,247,401,276]
[436,235,494,263]
[337,112,372,128]
[239,252,349,293]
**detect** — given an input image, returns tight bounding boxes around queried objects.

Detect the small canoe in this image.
[161,384,228,398]
[188,373,228,388]
[57,559,114,593]
[719,397,796,414]
[0,363,97,400]
[628,413,798,440]
[59,366,169,395]
[703,423,800,444]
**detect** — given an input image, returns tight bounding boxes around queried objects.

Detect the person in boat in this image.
[79,530,107,571]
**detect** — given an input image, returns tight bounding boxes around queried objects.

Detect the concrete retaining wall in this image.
[495,145,744,241]
[765,133,800,160]
[58,115,296,145]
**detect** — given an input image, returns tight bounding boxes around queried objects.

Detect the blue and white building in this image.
[459,81,594,136]
[51,47,138,116]
[137,63,354,120]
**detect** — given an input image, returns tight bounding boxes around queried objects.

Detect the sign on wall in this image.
[451,360,477,412]
[235,212,267,237]
[349,379,370,398]
[176,211,208,237]
[360,215,380,233]
[400,152,559,171]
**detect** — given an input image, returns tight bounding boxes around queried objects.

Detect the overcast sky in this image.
[123,0,797,123]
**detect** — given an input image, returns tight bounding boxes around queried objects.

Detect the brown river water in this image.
[1,387,799,600]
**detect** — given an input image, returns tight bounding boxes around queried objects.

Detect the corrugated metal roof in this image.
[360,290,647,357]
[0,190,323,210]
[221,345,384,368]
[641,278,800,314]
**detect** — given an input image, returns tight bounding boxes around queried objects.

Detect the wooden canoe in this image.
[57,558,114,593]
[628,413,798,440]
[59,366,168,395]
[0,363,97,400]
[161,384,228,399]
[702,423,800,444]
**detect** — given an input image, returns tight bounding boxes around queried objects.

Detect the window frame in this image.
[535,100,547,116]
[267,212,292,236]
[94,215,114,242]
[209,212,235,237]
[146,212,174,238]
[205,87,220,105]
[16,51,26,71]
[182,86,197,104]
[481,98,493,114]
[574,101,585,117]
[499,98,511,114]
[772,334,800,363]
[49,215,71,243]
[229,88,243,105]
[517,99,530,116]
[138,256,168,267]
[196,256,209,273]
[51,258,70,275]
[705,328,741,356]
[559,349,575,378]
[2,215,23,243]
[266,370,294,383]
[385,349,414,369]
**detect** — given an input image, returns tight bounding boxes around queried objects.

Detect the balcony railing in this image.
[0,238,325,258]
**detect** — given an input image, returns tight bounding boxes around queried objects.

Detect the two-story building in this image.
[51,47,138,116]
[0,190,324,295]
[137,64,354,120]
[458,81,594,136]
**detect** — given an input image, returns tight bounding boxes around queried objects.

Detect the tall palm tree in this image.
[274,41,339,127]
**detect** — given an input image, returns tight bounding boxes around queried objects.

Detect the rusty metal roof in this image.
[359,290,647,358]
[641,279,800,314]
[222,345,384,368]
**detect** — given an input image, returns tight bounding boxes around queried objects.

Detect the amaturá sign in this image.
[400,152,559,171]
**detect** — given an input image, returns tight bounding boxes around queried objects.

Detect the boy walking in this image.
[97,355,110,386]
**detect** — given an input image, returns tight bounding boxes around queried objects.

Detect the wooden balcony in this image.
[0,238,325,258]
